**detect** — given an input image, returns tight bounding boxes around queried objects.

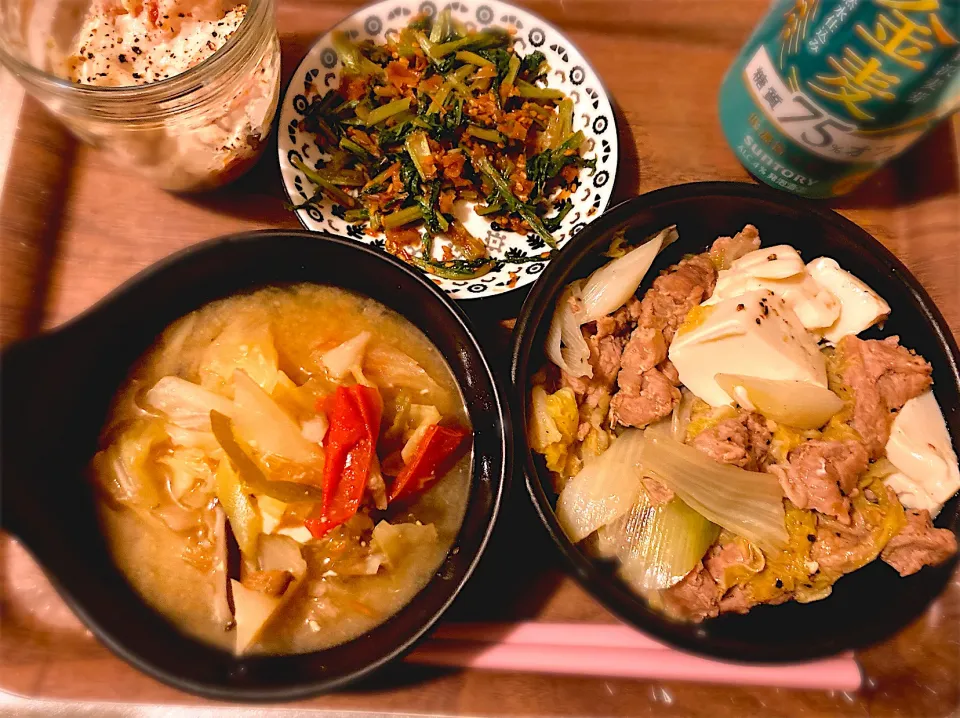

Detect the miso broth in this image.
[92,284,472,655]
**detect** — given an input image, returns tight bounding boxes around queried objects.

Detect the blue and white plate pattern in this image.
[278,0,618,300]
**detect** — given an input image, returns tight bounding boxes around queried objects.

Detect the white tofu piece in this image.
[669,290,828,407]
[807,257,890,344]
[884,390,960,517]
[705,246,841,332]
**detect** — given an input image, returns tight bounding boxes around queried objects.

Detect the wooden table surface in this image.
[2,0,960,715]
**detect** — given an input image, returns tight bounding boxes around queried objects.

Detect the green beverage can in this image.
[719,0,960,198]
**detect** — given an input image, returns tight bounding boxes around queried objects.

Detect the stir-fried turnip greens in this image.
[290,9,596,279]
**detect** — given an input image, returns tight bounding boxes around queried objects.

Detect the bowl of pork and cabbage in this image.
[513,185,960,661]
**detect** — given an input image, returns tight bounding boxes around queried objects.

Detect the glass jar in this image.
[0,0,281,191]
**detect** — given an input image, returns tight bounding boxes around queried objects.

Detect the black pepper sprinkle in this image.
[835,531,842,537]
[132,46,142,54]
[736,303,745,311]
[132,72,142,79]
[807,534,816,542]
[775,579,783,588]
[212,30,218,37]
[767,254,777,261]
[755,318,762,325]
[179,13,184,17]
[87,52,93,59]
[118,53,127,63]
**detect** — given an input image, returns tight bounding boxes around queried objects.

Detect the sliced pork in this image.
[610,252,717,428]
[881,509,957,577]
[609,366,681,428]
[709,224,761,269]
[812,496,884,575]
[635,254,717,344]
[837,335,932,457]
[769,440,869,523]
[693,412,772,471]
[661,562,720,622]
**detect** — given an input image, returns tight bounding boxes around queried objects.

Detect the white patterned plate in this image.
[278,0,618,300]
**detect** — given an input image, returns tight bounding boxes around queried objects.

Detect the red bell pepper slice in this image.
[305,385,382,538]
[389,425,471,502]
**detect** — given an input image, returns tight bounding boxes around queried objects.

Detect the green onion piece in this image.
[414,31,435,58]
[470,152,557,248]
[334,99,359,116]
[456,50,494,67]
[404,130,433,181]
[430,36,478,59]
[390,110,417,125]
[338,136,373,162]
[362,162,399,193]
[466,125,505,143]
[557,98,574,143]
[516,80,565,101]
[447,64,475,97]
[503,54,521,89]
[332,31,385,78]
[475,201,503,216]
[470,76,492,93]
[382,205,423,229]
[427,81,453,114]
[559,129,586,153]
[344,208,370,222]
[292,157,358,208]
[430,7,453,43]
[541,110,562,151]
[314,165,366,186]
[411,256,497,279]
[364,97,412,126]
[421,232,435,258]
[396,28,418,58]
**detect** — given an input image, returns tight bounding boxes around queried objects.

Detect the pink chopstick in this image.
[406,623,862,691]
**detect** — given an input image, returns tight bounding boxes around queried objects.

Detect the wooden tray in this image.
[2,1,959,715]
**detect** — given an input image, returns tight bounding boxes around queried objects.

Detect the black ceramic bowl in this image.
[511,182,960,663]
[0,230,510,700]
